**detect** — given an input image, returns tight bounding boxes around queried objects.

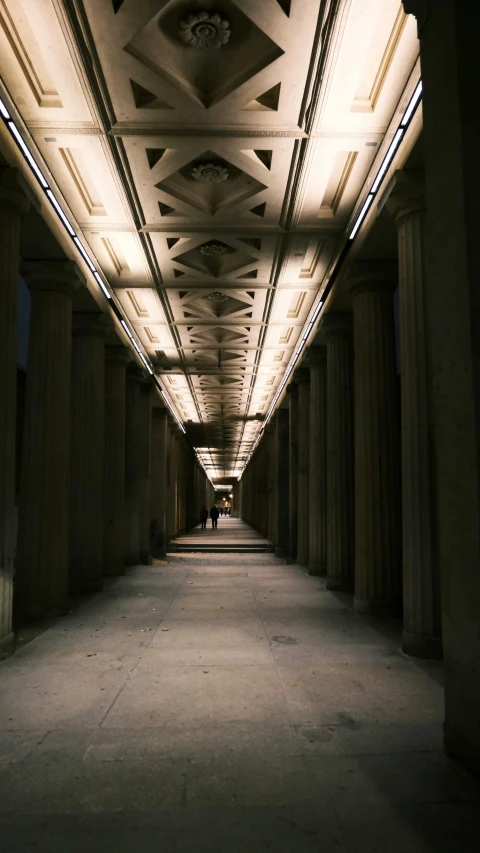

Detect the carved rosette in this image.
[179,12,231,50]
[192,163,229,183]
[206,291,229,302]
[200,242,229,257]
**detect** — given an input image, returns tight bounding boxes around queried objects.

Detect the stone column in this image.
[402,0,480,772]
[296,368,310,565]
[69,313,111,595]
[275,408,290,558]
[103,346,131,577]
[385,171,442,657]
[305,346,327,575]
[125,366,143,566]
[286,382,299,562]
[138,381,152,564]
[320,313,354,591]
[0,170,30,655]
[348,267,402,614]
[150,407,168,557]
[16,262,83,619]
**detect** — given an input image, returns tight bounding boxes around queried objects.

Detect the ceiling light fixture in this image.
[239,78,423,476]
[0,83,182,410]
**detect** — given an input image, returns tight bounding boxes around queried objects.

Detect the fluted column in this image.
[0,170,30,655]
[305,346,327,575]
[286,382,299,562]
[69,313,111,594]
[274,409,289,558]
[348,267,402,614]
[16,262,83,618]
[138,381,152,564]
[321,313,354,591]
[296,368,310,565]
[125,366,143,566]
[386,171,442,657]
[150,407,168,557]
[103,346,131,577]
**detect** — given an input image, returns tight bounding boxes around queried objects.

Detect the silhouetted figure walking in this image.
[200,505,208,530]
[210,505,219,529]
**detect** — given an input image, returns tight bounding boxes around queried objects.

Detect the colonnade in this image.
[241,170,441,662]
[0,170,212,654]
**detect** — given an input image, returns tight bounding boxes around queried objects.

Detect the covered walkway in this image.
[0,520,478,851]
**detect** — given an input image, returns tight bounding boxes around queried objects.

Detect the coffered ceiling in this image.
[0,0,419,480]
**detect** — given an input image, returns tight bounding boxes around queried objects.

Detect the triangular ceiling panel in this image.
[130,80,173,110]
[243,83,281,112]
[146,148,166,169]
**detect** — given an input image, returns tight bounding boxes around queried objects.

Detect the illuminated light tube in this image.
[349,193,374,241]
[370,128,404,194]
[401,80,422,128]
[7,122,48,188]
[0,96,10,119]
[73,236,96,272]
[46,189,75,236]
[139,353,153,375]
[1,85,165,395]
[93,271,111,300]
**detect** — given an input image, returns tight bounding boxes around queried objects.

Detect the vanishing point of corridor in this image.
[1,519,478,852]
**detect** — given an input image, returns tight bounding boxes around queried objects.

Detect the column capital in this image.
[72,312,113,338]
[0,167,33,218]
[294,367,310,385]
[105,344,132,365]
[126,363,148,383]
[21,260,85,297]
[319,312,352,339]
[401,1,434,34]
[383,170,425,225]
[303,345,327,367]
[152,404,169,420]
[344,261,398,297]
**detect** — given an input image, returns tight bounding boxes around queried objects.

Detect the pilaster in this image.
[103,345,131,577]
[347,265,402,615]
[16,261,83,618]
[320,313,354,591]
[304,346,327,575]
[0,170,30,654]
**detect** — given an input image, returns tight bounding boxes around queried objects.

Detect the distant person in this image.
[228,507,231,516]
[210,505,219,529]
[200,505,208,530]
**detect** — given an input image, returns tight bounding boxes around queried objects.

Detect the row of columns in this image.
[241,172,441,660]
[0,171,210,654]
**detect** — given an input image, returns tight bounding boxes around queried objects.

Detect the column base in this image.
[0,632,14,660]
[326,577,353,592]
[139,551,152,566]
[444,721,480,780]
[125,554,140,567]
[297,552,309,566]
[308,563,327,576]
[72,578,103,596]
[275,546,288,559]
[286,554,297,565]
[103,562,126,578]
[402,630,443,660]
[354,597,400,617]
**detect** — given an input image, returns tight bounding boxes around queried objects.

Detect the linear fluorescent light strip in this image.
[240,78,423,475]
[0,88,156,378]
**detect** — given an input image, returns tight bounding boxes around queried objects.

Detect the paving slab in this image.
[0,517,478,851]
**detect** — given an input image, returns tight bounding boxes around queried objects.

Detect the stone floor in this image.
[1,518,479,851]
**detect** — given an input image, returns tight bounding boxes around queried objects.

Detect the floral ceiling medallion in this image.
[179,11,231,50]
[192,162,229,183]
[200,241,229,257]
[206,291,230,302]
